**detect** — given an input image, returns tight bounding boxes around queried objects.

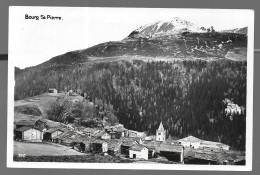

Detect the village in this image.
[13,89,245,165]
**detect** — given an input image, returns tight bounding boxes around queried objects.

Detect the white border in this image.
[7,7,254,171]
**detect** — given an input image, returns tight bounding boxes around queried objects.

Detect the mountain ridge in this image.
[17,18,248,70]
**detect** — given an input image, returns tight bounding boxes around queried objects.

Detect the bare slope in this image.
[15,93,65,118]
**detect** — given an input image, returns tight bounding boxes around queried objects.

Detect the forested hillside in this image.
[15,59,246,150]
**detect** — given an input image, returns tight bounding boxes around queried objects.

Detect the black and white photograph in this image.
[7,7,254,170]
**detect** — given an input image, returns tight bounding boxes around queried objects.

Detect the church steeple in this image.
[156,122,166,142]
[158,122,164,130]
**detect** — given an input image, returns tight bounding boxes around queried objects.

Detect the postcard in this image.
[7,7,254,170]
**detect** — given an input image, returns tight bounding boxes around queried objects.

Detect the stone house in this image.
[129,145,149,160]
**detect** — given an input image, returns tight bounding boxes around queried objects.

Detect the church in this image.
[156,122,166,142]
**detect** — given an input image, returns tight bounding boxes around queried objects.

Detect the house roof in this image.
[45,127,64,133]
[16,120,36,126]
[93,130,106,138]
[46,120,64,128]
[130,145,147,151]
[113,126,127,132]
[62,137,76,144]
[121,140,138,147]
[36,119,48,123]
[128,130,146,135]
[92,139,107,144]
[121,137,142,145]
[107,139,122,150]
[178,136,202,143]
[143,140,161,149]
[105,124,127,132]
[144,136,155,141]
[159,143,183,153]
[14,126,34,132]
[200,140,230,148]
[52,132,74,140]
[193,152,218,161]
[185,148,244,162]
[83,128,101,134]
[81,137,95,144]
[62,133,87,144]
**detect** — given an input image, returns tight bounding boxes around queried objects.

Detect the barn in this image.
[121,140,138,155]
[43,127,64,141]
[158,143,184,163]
[107,139,122,156]
[14,126,43,142]
[129,145,149,160]
[52,132,74,145]
[91,140,108,153]
[178,136,202,149]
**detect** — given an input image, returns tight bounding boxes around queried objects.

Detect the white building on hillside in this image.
[178,136,202,149]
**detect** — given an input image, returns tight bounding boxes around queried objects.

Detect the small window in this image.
[158,133,161,135]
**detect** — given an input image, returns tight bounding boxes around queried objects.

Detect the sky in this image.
[9,7,253,69]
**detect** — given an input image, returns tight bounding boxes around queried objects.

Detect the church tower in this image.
[156,122,166,142]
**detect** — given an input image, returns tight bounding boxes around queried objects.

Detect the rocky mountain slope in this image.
[127,17,206,38]
[75,18,247,61]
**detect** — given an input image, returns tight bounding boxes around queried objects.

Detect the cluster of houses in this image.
[14,118,244,164]
[13,119,184,162]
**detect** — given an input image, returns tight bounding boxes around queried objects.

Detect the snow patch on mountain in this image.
[130,17,206,38]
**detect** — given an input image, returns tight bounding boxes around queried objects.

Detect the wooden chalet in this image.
[43,127,67,141]
[105,124,128,139]
[52,132,74,145]
[14,126,43,142]
[120,137,139,155]
[107,139,122,156]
